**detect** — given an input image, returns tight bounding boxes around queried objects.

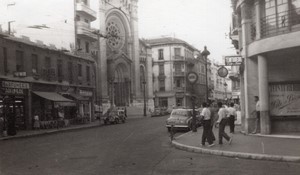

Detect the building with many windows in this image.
[145,37,206,110]
[0,33,95,131]
[230,0,300,134]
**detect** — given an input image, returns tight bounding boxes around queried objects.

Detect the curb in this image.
[0,123,102,141]
[171,140,300,163]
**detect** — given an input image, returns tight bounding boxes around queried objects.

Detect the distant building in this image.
[145,37,206,109]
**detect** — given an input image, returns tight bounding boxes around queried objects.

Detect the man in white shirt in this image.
[252,96,260,134]
[200,102,214,147]
[227,103,237,133]
[216,102,232,145]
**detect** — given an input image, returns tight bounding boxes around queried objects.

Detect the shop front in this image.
[31,91,75,129]
[0,80,30,134]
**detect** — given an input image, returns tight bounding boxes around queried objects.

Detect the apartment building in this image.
[230,0,300,134]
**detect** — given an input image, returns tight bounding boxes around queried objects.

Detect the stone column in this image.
[98,2,109,105]
[146,47,155,112]
[255,0,262,40]
[241,1,258,134]
[258,55,270,134]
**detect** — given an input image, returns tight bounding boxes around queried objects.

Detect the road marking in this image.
[123,132,134,142]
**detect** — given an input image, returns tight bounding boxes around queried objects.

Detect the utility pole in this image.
[8,21,15,35]
[201,46,210,103]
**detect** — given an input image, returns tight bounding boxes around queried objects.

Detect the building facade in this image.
[230,0,300,134]
[0,33,95,131]
[145,37,206,110]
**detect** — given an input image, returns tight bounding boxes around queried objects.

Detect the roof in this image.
[144,37,198,51]
[0,33,94,63]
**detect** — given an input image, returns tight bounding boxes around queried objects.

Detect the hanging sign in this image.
[224,56,243,66]
[218,66,228,78]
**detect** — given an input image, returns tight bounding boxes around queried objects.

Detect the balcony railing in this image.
[76,2,97,21]
[76,21,98,41]
[252,7,300,40]
[173,55,184,61]
[173,71,185,76]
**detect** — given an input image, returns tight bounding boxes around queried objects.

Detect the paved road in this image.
[0,116,299,175]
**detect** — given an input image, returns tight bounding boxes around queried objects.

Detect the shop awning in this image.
[33,91,74,102]
[68,93,89,101]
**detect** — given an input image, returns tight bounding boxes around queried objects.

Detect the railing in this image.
[252,7,300,40]
[173,55,184,60]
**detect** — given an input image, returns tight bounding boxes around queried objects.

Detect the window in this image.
[68,62,73,83]
[78,64,82,77]
[3,47,8,74]
[159,79,165,91]
[159,97,168,108]
[85,42,89,53]
[176,98,183,107]
[159,64,164,75]
[31,54,38,73]
[176,79,181,87]
[76,15,80,21]
[77,38,81,50]
[16,50,24,71]
[158,49,164,60]
[86,65,90,82]
[57,59,63,80]
[174,64,181,72]
[45,57,51,69]
[174,48,181,56]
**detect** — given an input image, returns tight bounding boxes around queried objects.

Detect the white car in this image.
[166,108,202,131]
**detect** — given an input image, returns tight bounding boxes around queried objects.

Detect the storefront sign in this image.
[224,56,243,66]
[269,84,300,116]
[187,72,198,84]
[79,90,93,97]
[217,66,228,78]
[1,81,29,95]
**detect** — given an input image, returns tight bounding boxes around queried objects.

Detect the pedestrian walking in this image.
[33,112,40,130]
[216,102,232,145]
[227,102,237,133]
[200,102,214,147]
[252,96,260,134]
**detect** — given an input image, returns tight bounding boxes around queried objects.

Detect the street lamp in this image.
[108,78,114,107]
[201,46,210,103]
[224,81,228,100]
[142,80,146,117]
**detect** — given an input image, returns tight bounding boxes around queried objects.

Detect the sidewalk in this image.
[0,120,102,141]
[172,126,300,162]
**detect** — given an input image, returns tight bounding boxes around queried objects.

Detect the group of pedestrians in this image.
[200,101,238,147]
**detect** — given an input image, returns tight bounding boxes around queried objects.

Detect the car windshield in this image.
[171,110,191,117]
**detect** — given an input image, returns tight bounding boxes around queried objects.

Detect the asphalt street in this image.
[0,116,300,175]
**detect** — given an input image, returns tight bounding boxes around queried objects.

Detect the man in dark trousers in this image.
[216,102,232,145]
[200,102,214,147]
[227,102,237,133]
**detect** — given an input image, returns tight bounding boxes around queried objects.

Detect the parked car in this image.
[103,109,126,125]
[151,107,169,117]
[166,108,202,131]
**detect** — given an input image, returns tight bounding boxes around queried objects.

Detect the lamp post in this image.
[143,80,146,117]
[187,72,198,132]
[224,81,228,100]
[201,46,210,103]
[108,78,114,107]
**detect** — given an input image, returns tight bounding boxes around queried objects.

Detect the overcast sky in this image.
[138,0,236,62]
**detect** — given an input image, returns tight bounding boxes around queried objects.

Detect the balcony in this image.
[76,21,98,41]
[76,2,97,21]
[174,87,185,92]
[228,72,239,81]
[173,71,185,77]
[172,55,184,61]
[252,7,300,40]
[186,58,196,67]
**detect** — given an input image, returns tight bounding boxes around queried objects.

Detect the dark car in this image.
[103,109,126,125]
[166,108,202,131]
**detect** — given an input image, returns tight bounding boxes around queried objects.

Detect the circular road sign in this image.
[218,66,229,78]
[187,72,198,84]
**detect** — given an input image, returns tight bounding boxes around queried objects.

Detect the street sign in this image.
[224,55,243,66]
[218,66,228,78]
[187,72,198,84]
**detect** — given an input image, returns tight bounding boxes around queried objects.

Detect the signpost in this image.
[187,72,198,132]
[217,66,229,78]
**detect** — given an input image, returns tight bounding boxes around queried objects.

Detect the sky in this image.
[0,0,236,62]
[138,0,236,62]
